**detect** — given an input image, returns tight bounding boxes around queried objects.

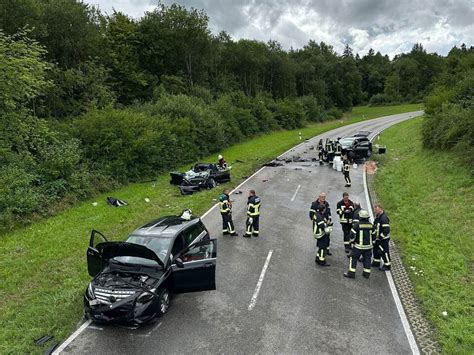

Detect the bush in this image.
[299,95,323,122]
[368,93,391,106]
[273,98,306,129]
[324,107,343,120]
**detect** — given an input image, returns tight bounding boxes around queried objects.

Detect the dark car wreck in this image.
[170,163,231,195]
[84,212,217,325]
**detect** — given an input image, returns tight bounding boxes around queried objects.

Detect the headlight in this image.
[137,288,156,304]
[86,283,94,299]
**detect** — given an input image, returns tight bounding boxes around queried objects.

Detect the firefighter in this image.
[325,138,334,164]
[312,204,331,266]
[336,192,354,253]
[244,190,261,237]
[334,138,343,158]
[309,192,333,255]
[343,155,351,187]
[219,189,238,236]
[318,139,325,165]
[372,205,391,271]
[217,154,227,169]
[344,210,374,279]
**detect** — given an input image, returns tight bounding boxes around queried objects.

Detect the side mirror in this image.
[173,257,184,268]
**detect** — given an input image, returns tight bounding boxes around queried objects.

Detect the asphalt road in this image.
[61,111,423,354]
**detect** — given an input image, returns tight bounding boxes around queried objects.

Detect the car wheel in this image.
[207,178,216,189]
[156,288,170,317]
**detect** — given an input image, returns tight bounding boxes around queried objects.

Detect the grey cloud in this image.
[87,0,474,56]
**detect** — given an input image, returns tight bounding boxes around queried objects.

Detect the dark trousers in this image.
[341,223,352,248]
[344,171,351,185]
[222,213,235,234]
[348,248,372,277]
[245,215,259,236]
[316,234,330,264]
[373,239,391,267]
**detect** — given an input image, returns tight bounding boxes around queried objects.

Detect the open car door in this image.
[87,230,108,277]
[172,239,217,293]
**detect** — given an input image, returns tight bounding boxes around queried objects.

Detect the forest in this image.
[0,0,472,230]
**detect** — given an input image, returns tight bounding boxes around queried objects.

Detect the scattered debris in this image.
[262,179,268,182]
[311,158,317,162]
[144,198,150,203]
[364,161,378,175]
[309,146,315,150]
[106,197,128,207]
[263,160,284,167]
[442,311,448,317]
[212,199,217,201]
[234,190,243,194]
[235,159,245,163]
[242,176,249,179]
[34,335,53,346]
[294,168,302,170]
[92,202,98,207]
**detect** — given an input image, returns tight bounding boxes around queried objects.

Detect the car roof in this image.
[131,216,200,238]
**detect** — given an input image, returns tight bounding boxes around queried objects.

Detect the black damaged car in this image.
[170,163,231,195]
[84,211,217,325]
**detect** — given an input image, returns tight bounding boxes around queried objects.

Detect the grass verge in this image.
[374,117,473,353]
[0,103,421,354]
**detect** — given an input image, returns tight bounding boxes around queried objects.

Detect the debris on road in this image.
[34,335,53,346]
[106,197,128,207]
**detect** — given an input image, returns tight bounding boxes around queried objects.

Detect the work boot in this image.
[243,234,251,238]
[345,184,351,187]
[319,262,330,267]
[362,272,370,279]
[381,265,391,271]
[230,233,239,236]
[371,261,380,267]
[223,231,229,236]
[252,233,259,237]
[343,272,355,279]
[326,250,332,256]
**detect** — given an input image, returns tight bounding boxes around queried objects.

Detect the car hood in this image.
[97,242,164,268]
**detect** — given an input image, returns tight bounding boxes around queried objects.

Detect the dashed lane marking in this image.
[248,250,274,311]
[291,184,301,202]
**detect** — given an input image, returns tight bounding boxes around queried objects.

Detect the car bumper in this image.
[84,297,154,325]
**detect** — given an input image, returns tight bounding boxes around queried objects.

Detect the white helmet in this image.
[218,154,223,160]
[359,210,370,219]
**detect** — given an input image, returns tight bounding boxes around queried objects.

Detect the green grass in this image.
[0,103,421,354]
[374,117,473,354]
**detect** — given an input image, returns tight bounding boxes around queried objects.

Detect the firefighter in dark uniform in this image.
[325,139,334,164]
[344,210,374,279]
[334,138,343,158]
[244,189,261,237]
[312,204,331,266]
[309,192,333,255]
[372,205,391,270]
[318,139,325,165]
[343,155,351,187]
[336,192,354,253]
[219,189,238,236]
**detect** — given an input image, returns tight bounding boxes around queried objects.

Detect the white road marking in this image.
[363,134,420,355]
[52,319,92,355]
[291,184,301,202]
[248,250,273,311]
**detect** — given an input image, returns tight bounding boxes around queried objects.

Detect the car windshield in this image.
[112,235,172,266]
[340,137,355,147]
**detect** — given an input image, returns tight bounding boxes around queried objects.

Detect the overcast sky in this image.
[86,0,473,57]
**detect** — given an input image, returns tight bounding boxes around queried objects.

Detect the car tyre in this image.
[156,288,170,317]
[207,178,216,189]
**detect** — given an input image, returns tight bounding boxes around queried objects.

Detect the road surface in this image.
[60,111,423,354]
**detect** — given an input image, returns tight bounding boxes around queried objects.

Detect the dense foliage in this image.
[422,45,474,172]
[0,1,471,229]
